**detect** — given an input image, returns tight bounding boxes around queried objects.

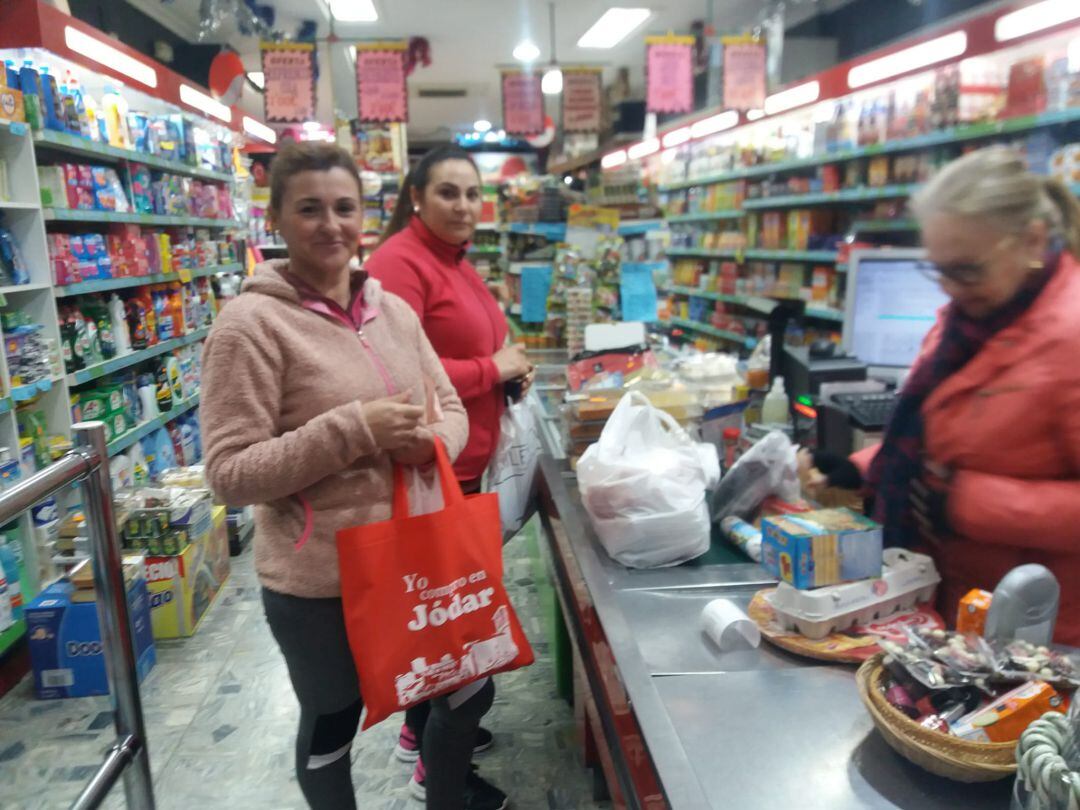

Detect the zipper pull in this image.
[357,328,369,346]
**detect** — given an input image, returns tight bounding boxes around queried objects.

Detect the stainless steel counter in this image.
[534,444,1014,810]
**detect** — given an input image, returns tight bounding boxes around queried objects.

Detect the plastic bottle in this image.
[65,72,92,138]
[58,80,81,135]
[37,65,66,132]
[101,85,125,148]
[4,60,19,91]
[109,293,132,355]
[0,534,22,621]
[17,60,42,131]
[761,376,790,425]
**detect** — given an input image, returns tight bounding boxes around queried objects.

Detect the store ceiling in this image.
[125,0,852,140]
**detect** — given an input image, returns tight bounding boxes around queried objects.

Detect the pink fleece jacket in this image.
[201,261,468,598]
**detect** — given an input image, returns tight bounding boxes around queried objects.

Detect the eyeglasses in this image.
[916,236,1014,287]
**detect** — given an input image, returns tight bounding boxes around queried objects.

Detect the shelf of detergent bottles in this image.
[68,327,210,387]
[107,393,199,457]
[33,130,233,183]
[43,209,233,229]
[54,264,242,297]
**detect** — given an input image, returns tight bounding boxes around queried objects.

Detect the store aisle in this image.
[0,526,607,810]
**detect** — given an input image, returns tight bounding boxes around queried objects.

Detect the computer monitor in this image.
[842,249,950,373]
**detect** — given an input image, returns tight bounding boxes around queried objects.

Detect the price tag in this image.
[9,122,27,137]
[178,268,193,283]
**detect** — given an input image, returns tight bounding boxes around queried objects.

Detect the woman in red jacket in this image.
[815,146,1080,645]
[365,144,529,807]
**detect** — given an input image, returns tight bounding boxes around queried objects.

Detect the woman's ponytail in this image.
[1042,177,1080,256]
[379,171,416,246]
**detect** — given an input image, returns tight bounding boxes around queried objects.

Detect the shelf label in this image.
[9,122,27,137]
[178,268,193,283]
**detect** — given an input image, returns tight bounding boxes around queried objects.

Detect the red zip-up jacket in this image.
[366,217,508,481]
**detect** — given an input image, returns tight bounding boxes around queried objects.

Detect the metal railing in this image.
[0,422,155,810]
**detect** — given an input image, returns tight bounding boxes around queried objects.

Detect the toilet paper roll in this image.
[702,598,761,651]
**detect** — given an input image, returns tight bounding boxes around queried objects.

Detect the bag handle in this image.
[600,390,687,450]
[391,437,465,517]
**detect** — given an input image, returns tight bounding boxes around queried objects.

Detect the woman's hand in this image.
[390,427,436,466]
[493,344,532,383]
[363,393,426,450]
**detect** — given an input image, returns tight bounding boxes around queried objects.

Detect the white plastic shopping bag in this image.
[486,402,542,541]
[577,392,721,568]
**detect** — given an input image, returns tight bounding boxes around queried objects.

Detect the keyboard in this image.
[833,391,898,430]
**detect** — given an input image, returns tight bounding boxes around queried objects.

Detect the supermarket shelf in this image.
[0,120,29,137]
[108,393,200,456]
[503,222,567,240]
[666,247,741,259]
[0,619,26,657]
[55,264,242,296]
[68,327,210,386]
[0,396,12,415]
[743,184,918,209]
[475,223,500,231]
[468,247,502,255]
[744,249,839,262]
[11,377,56,402]
[0,283,51,294]
[0,201,40,211]
[662,286,844,322]
[656,107,1080,192]
[666,211,743,224]
[618,218,666,235]
[666,316,758,348]
[851,219,919,233]
[34,130,233,182]
[43,209,233,228]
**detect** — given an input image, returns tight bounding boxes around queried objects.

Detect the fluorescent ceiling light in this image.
[542,66,563,95]
[764,80,820,115]
[248,71,265,89]
[660,148,678,164]
[746,109,765,121]
[513,41,541,62]
[243,116,277,144]
[328,0,378,22]
[474,119,492,132]
[661,127,691,148]
[180,84,232,123]
[601,150,628,169]
[690,111,739,138]
[627,138,659,160]
[64,26,158,89]
[847,31,967,88]
[995,0,1080,42]
[577,8,651,49]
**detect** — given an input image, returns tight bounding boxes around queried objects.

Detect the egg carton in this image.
[767,548,940,640]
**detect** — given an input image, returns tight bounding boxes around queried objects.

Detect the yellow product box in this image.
[0,87,25,125]
[144,505,230,638]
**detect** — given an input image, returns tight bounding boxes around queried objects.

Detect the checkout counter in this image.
[527,387,1014,810]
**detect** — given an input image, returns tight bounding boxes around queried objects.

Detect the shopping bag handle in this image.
[391,437,465,517]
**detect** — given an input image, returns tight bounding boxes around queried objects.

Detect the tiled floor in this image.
[0,527,608,810]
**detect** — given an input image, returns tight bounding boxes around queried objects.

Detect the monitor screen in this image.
[844,252,950,368]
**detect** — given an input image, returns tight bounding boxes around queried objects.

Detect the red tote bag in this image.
[336,440,534,730]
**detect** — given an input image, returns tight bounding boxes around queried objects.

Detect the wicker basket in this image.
[856,654,1018,782]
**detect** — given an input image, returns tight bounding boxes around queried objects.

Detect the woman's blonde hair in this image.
[911,146,1080,256]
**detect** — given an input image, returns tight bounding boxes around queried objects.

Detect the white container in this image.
[767,548,940,639]
[761,376,790,425]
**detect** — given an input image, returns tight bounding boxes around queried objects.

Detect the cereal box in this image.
[761,508,883,590]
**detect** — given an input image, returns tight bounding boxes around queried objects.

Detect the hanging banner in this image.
[562,68,603,133]
[520,264,554,323]
[501,71,545,136]
[620,261,662,323]
[356,41,409,123]
[645,35,695,115]
[261,42,316,123]
[722,35,767,111]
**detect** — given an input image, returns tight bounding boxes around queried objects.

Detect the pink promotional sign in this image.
[261,42,316,123]
[357,46,409,123]
[501,71,545,136]
[723,38,767,111]
[646,37,694,115]
[562,70,602,133]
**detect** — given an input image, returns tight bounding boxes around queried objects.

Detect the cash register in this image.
[814,248,949,455]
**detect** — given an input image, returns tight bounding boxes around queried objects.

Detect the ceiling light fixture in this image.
[660,149,679,164]
[763,80,820,116]
[64,26,158,88]
[847,31,967,88]
[995,0,1080,42]
[328,0,378,22]
[601,150,628,169]
[578,7,651,49]
[247,71,265,90]
[627,138,660,160]
[746,109,765,121]
[243,116,277,144]
[513,40,541,63]
[541,1,563,95]
[474,119,492,132]
[179,83,232,122]
[661,127,691,148]
[689,111,738,139]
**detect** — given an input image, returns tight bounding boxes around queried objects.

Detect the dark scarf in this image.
[868,245,1063,547]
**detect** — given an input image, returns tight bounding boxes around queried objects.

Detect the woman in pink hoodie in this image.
[200,143,504,810]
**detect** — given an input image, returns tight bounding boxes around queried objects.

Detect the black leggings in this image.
[263,588,494,810]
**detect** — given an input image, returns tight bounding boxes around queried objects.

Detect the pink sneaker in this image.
[394,723,420,763]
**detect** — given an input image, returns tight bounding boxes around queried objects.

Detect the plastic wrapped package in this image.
[577,392,720,568]
[710,430,800,522]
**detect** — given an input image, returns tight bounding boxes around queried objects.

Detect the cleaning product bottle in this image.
[17,60,42,131]
[109,293,132,355]
[761,376,790,426]
[101,85,124,147]
[58,79,81,135]
[0,532,22,621]
[65,72,91,139]
[37,65,66,132]
[4,60,19,91]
